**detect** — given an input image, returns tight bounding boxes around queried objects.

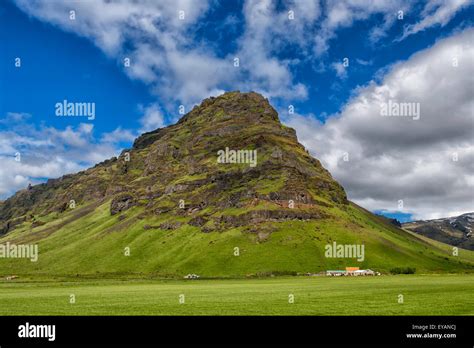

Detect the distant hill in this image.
[403,213,474,251]
[1,91,473,277]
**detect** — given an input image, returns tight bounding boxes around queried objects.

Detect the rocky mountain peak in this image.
[0,91,347,236]
[179,91,280,125]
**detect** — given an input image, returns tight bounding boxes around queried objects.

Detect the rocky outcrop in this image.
[216,209,324,228]
[110,193,136,215]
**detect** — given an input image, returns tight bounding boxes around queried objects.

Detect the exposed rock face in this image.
[216,210,325,228]
[0,91,347,235]
[110,193,136,215]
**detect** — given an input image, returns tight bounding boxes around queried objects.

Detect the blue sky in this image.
[1,1,154,138]
[1,0,473,221]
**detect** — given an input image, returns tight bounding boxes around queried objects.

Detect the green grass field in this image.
[1,274,473,315]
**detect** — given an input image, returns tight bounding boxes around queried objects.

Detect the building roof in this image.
[346,267,360,271]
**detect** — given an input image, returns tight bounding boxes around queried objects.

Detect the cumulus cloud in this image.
[0,100,172,199]
[14,0,209,55]
[125,0,321,103]
[138,103,166,132]
[14,0,468,106]
[231,0,320,100]
[0,118,127,198]
[286,29,474,220]
[13,0,320,107]
[13,0,470,107]
[13,0,226,106]
[100,127,136,144]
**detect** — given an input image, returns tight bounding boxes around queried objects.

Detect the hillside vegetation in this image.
[1,92,473,277]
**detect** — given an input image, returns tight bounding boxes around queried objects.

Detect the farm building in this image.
[345,267,360,275]
[353,269,375,276]
[326,270,346,276]
[326,269,380,276]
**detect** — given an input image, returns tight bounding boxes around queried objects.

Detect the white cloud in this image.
[0,112,31,124]
[0,119,126,198]
[101,127,136,144]
[13,0,318,107]
[356,58,373,66]
[0,101,171,199]
[286,29,474,220]
[138,103,166,132]
[13,0,471,107]
[231,0,320,100]
[14,0,221,107]
[399,0,473,40]
[314,0,410,55]
[331,61,348,79]
[310,0,470,53]
[14,0,209,55]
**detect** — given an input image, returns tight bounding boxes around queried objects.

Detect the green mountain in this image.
[1,91,473,278]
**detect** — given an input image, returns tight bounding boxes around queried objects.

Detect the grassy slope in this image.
[0,275,472,315]
[1,198,473,278]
